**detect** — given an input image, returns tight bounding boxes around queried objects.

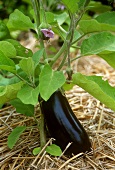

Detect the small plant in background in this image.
[0,0,115,157]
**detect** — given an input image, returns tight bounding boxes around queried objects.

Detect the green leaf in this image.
[88,1,112,13]
[10,98,34,117]
[0,21,10,40]
[7,39,33,58]
[0,41,16,58]
[33,147,41,155]
[17,84,39,105]
[62,0,79,13]
[79,19,115,34]
[19,57,34,77]
[39,64,66,101]
[7,9,34,31]
[79,11,115,34]
[0,50,16,73]
[95,11,115,26]
[54,12,68,25]
[72,73,115,111]
[63,82,74,91]
[8,126,26,149]
[78,0,90,8]
[32,49,44,67]
[0,75,10,86]
[81,32,115,56]
[46,144,62,156]
[46,12,55,24]
[99,52,115,69]
[0,81,24,104]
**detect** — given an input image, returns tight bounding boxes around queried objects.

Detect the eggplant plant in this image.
[0,0,115,156]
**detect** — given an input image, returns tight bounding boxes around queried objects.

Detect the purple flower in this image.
[57,4,65,10]
[41,29,54,39]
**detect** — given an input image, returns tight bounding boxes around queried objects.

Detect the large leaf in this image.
[62,0,79,13]
[81,32,115,56]
[0,81,24,104]
[88,1,112,13]
[19,57,34,77]
[39,64,66,101]
[79,11,115,34]
[17,84,39,105]
[8,126,26,149]
[99,53,115,69]
[10,98,34,117]
[0,41,16,58]
[79,19,115,34]
[0,50,16,73]
[7,39,33,58]
[7,9,34,31]
[95,11,115,26]
[72,73,115,111]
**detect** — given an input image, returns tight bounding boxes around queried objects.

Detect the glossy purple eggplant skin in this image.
[40,90,91,156]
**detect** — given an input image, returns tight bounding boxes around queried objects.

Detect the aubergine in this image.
[40,90,91,156]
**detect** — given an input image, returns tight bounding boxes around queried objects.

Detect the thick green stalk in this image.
[57,52,67,71]
[31,0,47,149]
[50,41,67,67]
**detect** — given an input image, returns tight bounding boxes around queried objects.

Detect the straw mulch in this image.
[0,35,115,170]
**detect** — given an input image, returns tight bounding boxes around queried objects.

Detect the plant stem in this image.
[50,41,67,67]
[40,110,46,148]
[31,0,47,60]
[57,52,67,71]
[66,13,76,80]
[31,0,40,29]
[64,55,82,65]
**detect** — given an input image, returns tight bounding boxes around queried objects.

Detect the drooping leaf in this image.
[72,73,115,111]
[88,1,112,13]
[95,11,115,26]
[46,144,62,156]
[0,81,24,104]
[33,147,41,155]
[62,0,79,13]
[7,39,33,58]
[79,19,115,34]
[8,126,26,149]
[39,64,66,101]
[0,41,16,58]
[19,57,34,77]
[7,9,34,31]
[17,84,39,105]
[0,50,16,73]
[10,98,34,117]
[79,11,115,34]
[81,32,115,56]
